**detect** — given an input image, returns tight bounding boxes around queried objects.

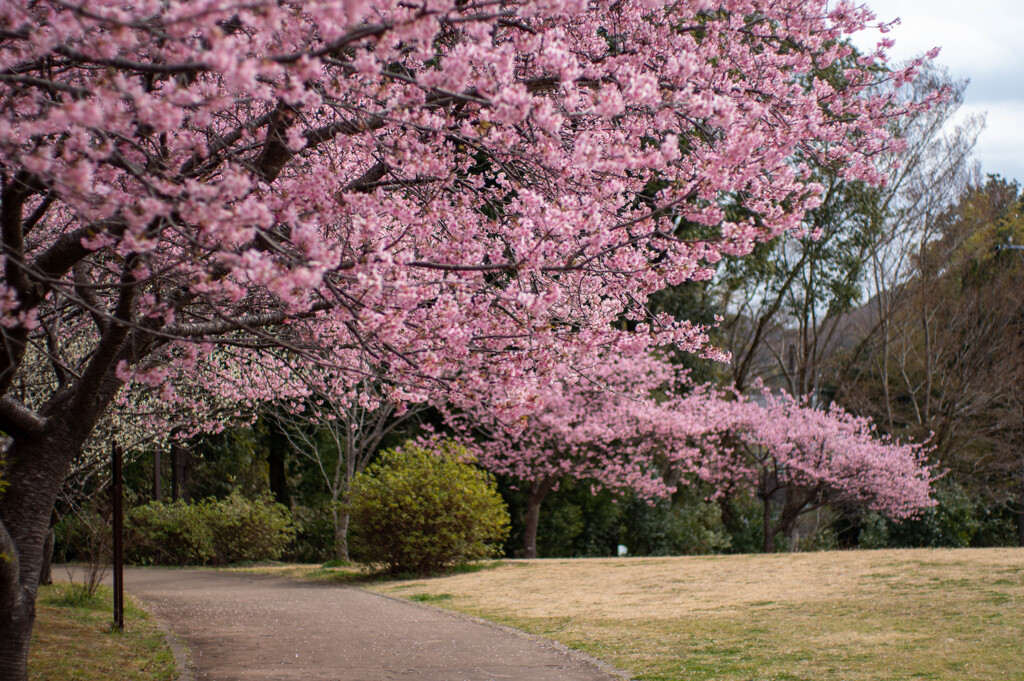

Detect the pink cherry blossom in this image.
[0,1,938,673]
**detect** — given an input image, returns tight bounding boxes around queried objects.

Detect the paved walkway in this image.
[61,567,624,681]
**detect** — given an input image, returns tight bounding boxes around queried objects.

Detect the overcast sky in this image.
[852,0,1024,183]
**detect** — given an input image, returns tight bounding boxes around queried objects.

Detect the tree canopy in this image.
[0,1,933,678]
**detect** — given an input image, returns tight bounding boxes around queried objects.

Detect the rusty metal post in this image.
[112,443,124,631]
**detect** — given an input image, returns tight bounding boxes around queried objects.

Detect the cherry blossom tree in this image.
[0,0,931,675]
[699,387,936,552]
[460,354,724,557]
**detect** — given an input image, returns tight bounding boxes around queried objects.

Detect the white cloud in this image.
[853,1,1024,182]
[861,0,1024,78]
[963,102,1024,182]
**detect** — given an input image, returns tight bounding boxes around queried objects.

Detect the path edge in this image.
[364,587,634,681]
[149,611,196,681]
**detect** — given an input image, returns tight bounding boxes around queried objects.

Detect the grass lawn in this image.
[29,581,177,681]
[363,548,1024,681]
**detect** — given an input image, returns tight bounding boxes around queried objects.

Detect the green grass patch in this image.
[408,592,454,603]
[40,581,107,609]
[29,582,176,681]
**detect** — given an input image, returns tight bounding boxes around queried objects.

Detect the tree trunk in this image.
[775,489,811,554]
[762,494,775,553]
[0,431,81,681]
[266,421,290,506]
[333,507,351,563]
[38,527,54,587]
[170,444,191,502]
[0,599,33,681]
[153,450,162,502]
[523,478,555,559]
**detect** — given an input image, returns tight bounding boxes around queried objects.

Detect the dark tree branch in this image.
[304,113,388,148]
[163,301,331,338]
[67,260,140,426]
[54,45,208,75]
[344,162,391,193]
[73,263,111,335]
[30,219,127,303]
[255,101,301,183]
[0,397,45,437]
[0,172,46,395]
[21,193,55,238]
[274,22,395,64]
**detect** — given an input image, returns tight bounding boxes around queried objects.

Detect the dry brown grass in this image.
[369,548,1024,681]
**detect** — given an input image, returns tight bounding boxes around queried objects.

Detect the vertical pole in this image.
[153,450,162,502]
[112,443,124,631]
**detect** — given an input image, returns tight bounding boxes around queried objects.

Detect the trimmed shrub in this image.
[126,492,293,565]
[127,500,215,565]
[349,442,509,575]
[205,491,295,563]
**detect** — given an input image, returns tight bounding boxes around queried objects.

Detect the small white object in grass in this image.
[617,545,628,557]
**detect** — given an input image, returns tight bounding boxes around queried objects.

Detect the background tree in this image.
[268,370,427,562]
[718,66,982,399]
[840,176,1024,545]
[699,387,936,552]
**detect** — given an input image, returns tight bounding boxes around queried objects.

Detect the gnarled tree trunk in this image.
[0,429,81,681]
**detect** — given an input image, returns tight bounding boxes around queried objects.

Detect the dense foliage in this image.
[349,443,509,575]
[126,492,294,565]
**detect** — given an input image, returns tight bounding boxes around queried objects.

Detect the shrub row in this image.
[126,492,294,565]
[56,441,510,573]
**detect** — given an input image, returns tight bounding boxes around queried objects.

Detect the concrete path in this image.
[65,567,624,681]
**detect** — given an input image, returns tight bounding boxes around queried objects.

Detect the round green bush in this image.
[349,442,509,575]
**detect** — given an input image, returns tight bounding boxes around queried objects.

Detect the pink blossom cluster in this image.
[458,352,706,497]
[0,0,937,431]
[698,386,937,518]
[462,359,934,520]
